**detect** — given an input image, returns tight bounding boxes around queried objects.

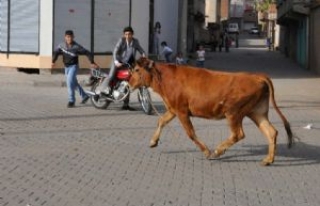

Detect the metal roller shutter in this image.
[94,0,130,53]
[0,0,8,52]
[53,0,91,51]
[10,0,39,53]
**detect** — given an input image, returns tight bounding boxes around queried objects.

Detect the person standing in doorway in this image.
[196,45,206,68]
[52,30,98,108]
[153,22,161,56]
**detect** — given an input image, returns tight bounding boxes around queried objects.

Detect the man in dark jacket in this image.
[52,30,98,108]
[101,26,145,110]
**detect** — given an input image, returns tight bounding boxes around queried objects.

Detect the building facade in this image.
[277,0,320,73]
[0,0,181,70]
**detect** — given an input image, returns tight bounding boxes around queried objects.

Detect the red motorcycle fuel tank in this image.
[116,69,130,80]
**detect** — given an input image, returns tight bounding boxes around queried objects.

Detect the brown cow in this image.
[129,57,293,166]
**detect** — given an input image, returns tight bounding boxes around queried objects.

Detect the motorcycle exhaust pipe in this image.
[85,91,96,97]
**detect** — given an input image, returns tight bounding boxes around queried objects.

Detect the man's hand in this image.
[91,63,98,69]
[115,62,123,68]
[51,63,55,67]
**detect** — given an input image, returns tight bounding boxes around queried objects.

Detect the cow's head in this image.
[129,57,155,90]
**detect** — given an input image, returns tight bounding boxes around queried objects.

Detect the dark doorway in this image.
[148,0,154,54]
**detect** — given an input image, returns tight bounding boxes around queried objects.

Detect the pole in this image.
[7,0,11,58]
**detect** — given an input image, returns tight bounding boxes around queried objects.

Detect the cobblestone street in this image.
[1,48,320,206]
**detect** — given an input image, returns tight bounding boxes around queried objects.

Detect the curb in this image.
[32,79,89,88]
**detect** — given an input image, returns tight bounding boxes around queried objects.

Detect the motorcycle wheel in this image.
[137,87,152,115]
[90,81,111,109]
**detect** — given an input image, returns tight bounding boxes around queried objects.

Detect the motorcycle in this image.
[85,64,153,115]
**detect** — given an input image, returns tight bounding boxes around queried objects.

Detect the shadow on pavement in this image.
[214,142,320,167]
[278,99,320,109]
[161,141,320,167]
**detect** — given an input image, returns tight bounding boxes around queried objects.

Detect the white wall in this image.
[131,0,150,55]
[40,0,53,56]
[154,0,179,54]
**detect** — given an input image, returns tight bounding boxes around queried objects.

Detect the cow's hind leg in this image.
[150,111,176,147]
[212,115,245,158]
[177,114,211,158]
[249,113,278,166]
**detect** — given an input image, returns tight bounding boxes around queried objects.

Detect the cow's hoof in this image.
[260,161,272,166]
[210,149,225,159]
[210,150,221,159]
[261,158,274,166]
[204,151,211,159]
[150,140,158,148]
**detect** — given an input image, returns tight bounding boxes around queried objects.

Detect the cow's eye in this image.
[134,68,140,72]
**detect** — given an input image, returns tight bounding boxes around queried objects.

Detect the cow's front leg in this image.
[177,113,211,158]
[150,111,176,147]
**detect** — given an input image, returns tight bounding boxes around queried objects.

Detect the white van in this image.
[227,23,239,34]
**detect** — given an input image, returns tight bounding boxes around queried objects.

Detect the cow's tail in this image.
[263,76,293,148]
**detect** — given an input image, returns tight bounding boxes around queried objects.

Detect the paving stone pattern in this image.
[1,48,320,206]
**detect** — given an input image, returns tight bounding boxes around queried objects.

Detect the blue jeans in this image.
[65,64,88,103]
[164,51,172,63]
[196,60,205,68]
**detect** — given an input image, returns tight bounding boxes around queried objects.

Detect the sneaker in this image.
[81,96,89,104]
[121,105,136,111]
[67,102,75,108]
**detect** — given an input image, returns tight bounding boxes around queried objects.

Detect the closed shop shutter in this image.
[10,0,39,53]
[94,0,130,53]
[0,0,8,52]
[54,0,91,51]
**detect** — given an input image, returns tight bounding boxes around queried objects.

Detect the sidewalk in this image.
[0,67,90,87]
